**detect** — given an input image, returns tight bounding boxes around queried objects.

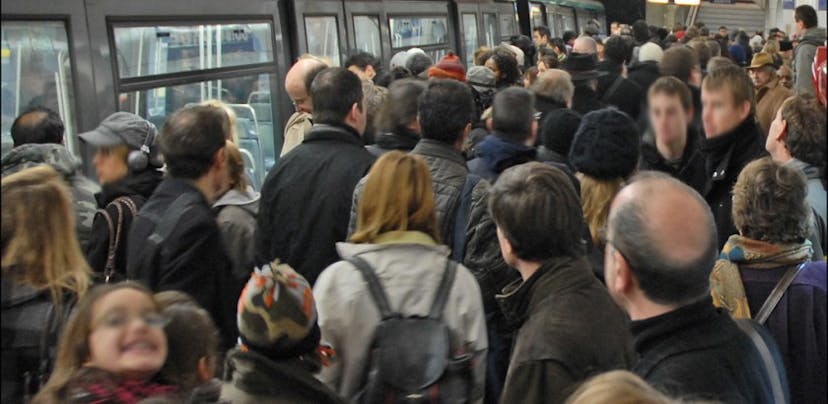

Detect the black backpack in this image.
[345,255,473,404]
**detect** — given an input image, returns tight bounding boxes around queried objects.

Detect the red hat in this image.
[428,52,466,82]
[675,30,686,40]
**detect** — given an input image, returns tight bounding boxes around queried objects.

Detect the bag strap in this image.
[98,197,139,283]
[734,319,789,404]
[601,74,626,103]
[452,174,482,262]
[346,255,395,319]
[428,259,458,320]
[754,262,807,324]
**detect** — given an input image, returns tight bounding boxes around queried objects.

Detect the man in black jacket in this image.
[604,172,786,403]
[256,67,375,285]
[699,64,766,248]
[126,105,240,350]
[596,35,644,121]
[492,162,633,404]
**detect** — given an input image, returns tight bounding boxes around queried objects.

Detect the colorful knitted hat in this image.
[237,260,320,360]
[428,52,466,82]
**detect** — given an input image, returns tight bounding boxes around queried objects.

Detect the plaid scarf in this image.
[710,235,813,319]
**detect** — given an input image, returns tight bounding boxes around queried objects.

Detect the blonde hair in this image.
[351,151,439,244]
[1,165,91,307]
[577,173,625,245]
[762,39,780,55]
[202,99,238,143]
[565,370,677,404]
[223,140,248,192]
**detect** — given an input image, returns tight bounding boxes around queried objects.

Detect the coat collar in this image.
[304,123,365,146]
[629,297,722,357]
[700,118,761,184]
[411,138,467,167]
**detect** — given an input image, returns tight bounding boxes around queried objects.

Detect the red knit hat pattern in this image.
[428,52,466,82]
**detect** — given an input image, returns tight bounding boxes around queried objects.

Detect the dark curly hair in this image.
[733,157,810,244]
[489,46,521,87]
[781,95,826,170]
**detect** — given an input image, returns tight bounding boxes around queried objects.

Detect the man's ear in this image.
[213,145,227,170]
[609,249,634,297]
[366,65,377,80]
[739,100,752,122]
[197,356,215,382]
[776,119,788,142]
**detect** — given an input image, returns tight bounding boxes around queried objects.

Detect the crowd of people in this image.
[2,4,826,404]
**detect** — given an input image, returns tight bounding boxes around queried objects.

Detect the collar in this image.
[98,169,163,206]
[785,158,821,179]
[630,297,716,355]
[700,118,759,183]
[476,134,537,173]
[373,230,438,246]
[304,123,364,146]
[411,138,467,167]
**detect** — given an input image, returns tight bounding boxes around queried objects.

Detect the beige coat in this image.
[313,231,487,403]
[755,77,792,137]
[280,111,312,156]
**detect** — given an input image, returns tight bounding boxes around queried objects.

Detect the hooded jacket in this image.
[213,186,260,282]
[467,134,537,184]
[365,127,420,157]
[1,143,99,249]
[596,60,644,121]
[793,27,827,96]
[496,256,634,404]
[788,158,827,254]
[85,169,162,279]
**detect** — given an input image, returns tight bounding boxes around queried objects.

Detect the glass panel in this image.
[1,20,77,157]
[113,22,273,79]
[530,4,544,30]
[499,13,516,40]
[483,13,497,47]
[353,15,381,58]
[390,16,448,48]
[553,7,576,35]
[462,14,478,68]
[425,48,448,63]
[119,73,277,187]
[304,16,340,66]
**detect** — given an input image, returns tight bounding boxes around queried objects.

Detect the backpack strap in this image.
[97,197,139,283]
[428,259,458,320]
[346,255,395,319]
[601,74,626,103]
[734,319,789,404]
[754,262,806,325]
[452,174,482,262]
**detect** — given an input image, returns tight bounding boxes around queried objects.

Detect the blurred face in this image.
[533,32,548,47]
[779,68,793,88]
[649,93,691,145]
[286,82,312,114]
[93,147,129,185]
[701,86,750,138]
[485,58,501,81]
[719,28,728,37]
[748,67,773,89]
[86,288,167,381]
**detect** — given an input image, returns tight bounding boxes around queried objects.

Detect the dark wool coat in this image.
[699,118,766,249]
[497,256,634,404]
[256,123,375,285]
[639,125,707,195]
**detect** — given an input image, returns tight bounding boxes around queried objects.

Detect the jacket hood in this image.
[475,134,537,174]
[213,186,260,214]
[97,168,163,206]
[374,128,420,151]
[800,27,827,44]
[787,158,821,180]
[1,143,82,179]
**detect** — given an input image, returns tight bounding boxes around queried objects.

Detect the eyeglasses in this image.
[94,311,167,330]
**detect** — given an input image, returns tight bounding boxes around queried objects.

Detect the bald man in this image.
[572,36,597,55]
[604,172,786,403]
[281,55,328,156]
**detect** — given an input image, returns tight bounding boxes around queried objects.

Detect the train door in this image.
[457,1,482,68]
[1,0,94,158]
[291,0,348,66]
[383,1,455,64]
[82,0,288,187]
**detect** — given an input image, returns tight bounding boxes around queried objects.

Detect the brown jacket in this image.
[755,78,792,137]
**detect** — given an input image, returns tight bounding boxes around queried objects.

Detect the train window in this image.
[530,4,544,30]
[119,72,277,187]
[483,13,497,47]
[353,16,381,58]
[461,14,478,67]
[550,7,576,36]
[389,16,448,48]
[113,23,273,79]
[304,16,340,66]
[499,13,516,40]
[1,20,78,157]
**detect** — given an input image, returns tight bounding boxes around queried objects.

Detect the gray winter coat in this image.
[788,158,827,254]
[1,143,99,249]
[793,27,827,96]
[213,186,260,282]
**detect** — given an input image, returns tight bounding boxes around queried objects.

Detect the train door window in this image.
[113,23,273,79]
[556,7,576,34]
[389,16,448,48]
[530,3,544,30]
[461,13,478,67]
[483,13,497,47]
[304,16,341,66]
[353,15,381,57]
[1,20,78,157]
[499,13,516,41]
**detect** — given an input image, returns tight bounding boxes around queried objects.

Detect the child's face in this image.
[86,288,168,380]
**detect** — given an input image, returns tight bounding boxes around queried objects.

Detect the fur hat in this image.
[428,52,466,82]
[568,107,640,180]
[237,260,320,360]
[638,42,664,63]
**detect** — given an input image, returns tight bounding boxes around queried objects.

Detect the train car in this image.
[529,0,607,38]
[0,0,604,186]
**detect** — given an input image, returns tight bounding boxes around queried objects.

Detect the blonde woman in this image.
[2,165,92,402]
[565,371,677,404]
[313,151,487,402]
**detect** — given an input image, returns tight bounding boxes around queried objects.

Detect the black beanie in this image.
[540,109,582,156]
[568,108,640,179]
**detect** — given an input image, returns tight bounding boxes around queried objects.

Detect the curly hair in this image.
[780,95,826,170]
[732,157,810,244]
[489,46,521,87]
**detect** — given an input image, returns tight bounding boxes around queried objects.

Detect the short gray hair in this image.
[531,69,574,105]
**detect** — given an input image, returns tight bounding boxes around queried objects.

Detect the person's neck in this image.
[627,294,677,321]
[515,259,544,281]
[655,130,687,161]
[192,175,218,204]
[771,146,793,164]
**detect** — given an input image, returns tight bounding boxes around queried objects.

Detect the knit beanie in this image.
[237,260,320,360]
[638,42,664,63]
[428,52,466,82]
[540,109,582,156]
[568,107,640,180]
